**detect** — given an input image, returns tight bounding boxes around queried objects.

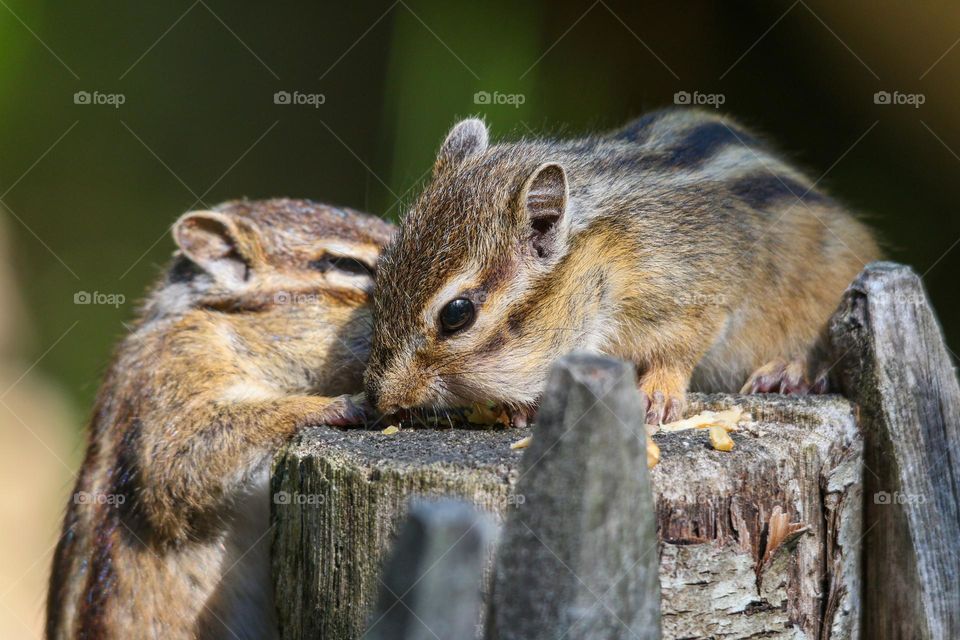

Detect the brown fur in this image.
[365,109,881,423]
[46,199,393,639]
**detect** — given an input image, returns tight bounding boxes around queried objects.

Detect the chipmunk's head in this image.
[171,199,393,303]
[366,119,586,414]
[164,199,395,393]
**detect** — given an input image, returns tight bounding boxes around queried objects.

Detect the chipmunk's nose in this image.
[372,388,405,416]
[368,390,392,414]
[365,376,398,415]
[366,351,430,414]
[364,382,383,413]
[368,376,421,415]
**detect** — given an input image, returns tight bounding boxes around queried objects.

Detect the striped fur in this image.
[46,199,393,639]
[366,109,881,420]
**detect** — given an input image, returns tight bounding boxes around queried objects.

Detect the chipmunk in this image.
[365,109,881,425]
[46,199,393,639]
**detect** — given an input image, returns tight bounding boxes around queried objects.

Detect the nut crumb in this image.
[657,407,744,433]
[510,435,532,450]
[646,436,660,468]
[708,425,734,451]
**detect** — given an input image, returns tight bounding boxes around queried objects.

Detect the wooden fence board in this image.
[486,353,661,640]
[829,261,960,640]
[365,499,495,640]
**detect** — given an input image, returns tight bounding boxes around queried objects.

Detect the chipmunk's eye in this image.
[439,298,475,334]
[309,256,374,277]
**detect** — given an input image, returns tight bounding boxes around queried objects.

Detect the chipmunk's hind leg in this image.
[740,358,830,395]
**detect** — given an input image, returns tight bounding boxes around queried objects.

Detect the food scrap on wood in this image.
[650,406,747,454]
[510,435,532,450]
[646,436,660,469]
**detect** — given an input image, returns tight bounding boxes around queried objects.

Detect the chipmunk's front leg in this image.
[637,364,691,425]
[139,393,365,541]
[631,315,720,425]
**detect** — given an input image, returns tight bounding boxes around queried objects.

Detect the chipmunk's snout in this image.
[367,374,429,415]
[365,355,431,414]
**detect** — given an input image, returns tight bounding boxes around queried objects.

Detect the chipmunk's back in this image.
[366,110,880,424]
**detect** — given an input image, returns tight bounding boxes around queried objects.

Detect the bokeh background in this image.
[2,1,959,636]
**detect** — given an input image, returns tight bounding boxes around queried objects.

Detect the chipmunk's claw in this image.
[644,390,685,426]
[323,393,369,426]
[741,359,805,394]
[809,371,830,394]
[741,359,829,395]
[509,403,539,428]
[637,369,688,426]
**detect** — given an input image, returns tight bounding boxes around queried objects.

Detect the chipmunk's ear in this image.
[521,163,569,260]
[173,210,260,286]
[434,118,488,175]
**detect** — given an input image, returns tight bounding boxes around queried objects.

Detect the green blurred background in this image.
[3,0,959,422]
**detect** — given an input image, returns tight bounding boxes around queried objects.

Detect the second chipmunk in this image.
[365,109,881,424]
[47,199,393,639]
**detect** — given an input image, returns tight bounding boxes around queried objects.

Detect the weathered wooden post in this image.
[271,426,524,639]
[365,499,496,640]
[486,353,661,640]
[272,396,864,639]
[829,262,960,639]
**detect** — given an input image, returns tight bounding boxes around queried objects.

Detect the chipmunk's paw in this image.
[508,404,539,428]
[321,393,369,426]
[740,359,828,395]
[809,370,830,394]
[638,371,687,425]
[644,389,686,425]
